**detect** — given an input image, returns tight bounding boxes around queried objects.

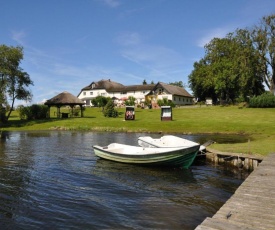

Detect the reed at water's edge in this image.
[2,106,275,156]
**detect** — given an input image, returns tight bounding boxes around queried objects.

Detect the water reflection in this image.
[0,131,10,142]
[93,158,197,190]
[0,132,35,222]
[0,131,245,229]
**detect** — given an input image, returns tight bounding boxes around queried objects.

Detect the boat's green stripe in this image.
[94,148,199,168]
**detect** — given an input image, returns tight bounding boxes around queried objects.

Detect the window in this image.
[83,92,86,96]
[92,83,95,89]
[90,92,93,95]
[101,93,106,96]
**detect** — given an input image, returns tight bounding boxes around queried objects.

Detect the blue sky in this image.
[1,0,275,105]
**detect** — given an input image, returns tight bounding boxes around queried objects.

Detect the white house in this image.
[146,82,194,108]
[77,79,194,107]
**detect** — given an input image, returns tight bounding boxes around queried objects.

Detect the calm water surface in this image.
[0,131,246,229]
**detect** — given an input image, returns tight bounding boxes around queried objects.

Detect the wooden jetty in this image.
[205,147,264,171]
[196,153,275,230]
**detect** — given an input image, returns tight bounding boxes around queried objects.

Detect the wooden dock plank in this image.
[235,187,275,195]
[227,193,275,203]
[214,209,275,222]
[219,199,275,211]
[199,217,261,230]
[195,153,275,230]
[212,209,275,228]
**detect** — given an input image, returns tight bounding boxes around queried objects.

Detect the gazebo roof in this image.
[44,91,85,106]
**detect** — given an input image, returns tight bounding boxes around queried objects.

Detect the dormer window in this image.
[92,83,95,89]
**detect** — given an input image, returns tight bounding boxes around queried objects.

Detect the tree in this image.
[188,59,217,102]
[91,96,110,109]
[188,30,264,103]
[157,98,175,107]
[233,29,265,99]
[103,100,118,118]
[125,96,136,106]
[169,81,185,88]
[0,45,33,122]
[142,79,147,85]
[251,14,275,94]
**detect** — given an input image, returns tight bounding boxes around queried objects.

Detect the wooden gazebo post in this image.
[80,105,83,117]
[70,105,74,117]
[57,105,61,118]
[46,105,51,118]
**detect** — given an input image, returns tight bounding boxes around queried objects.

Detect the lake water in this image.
[0,131,246,229]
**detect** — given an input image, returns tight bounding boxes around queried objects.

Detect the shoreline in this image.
[1,106,275,156]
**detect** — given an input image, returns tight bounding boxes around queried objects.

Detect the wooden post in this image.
[80,105,83,117]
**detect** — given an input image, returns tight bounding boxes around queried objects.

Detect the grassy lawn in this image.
[2,105,275,156]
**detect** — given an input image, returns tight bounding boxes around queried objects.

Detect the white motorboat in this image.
[93,142,200,168]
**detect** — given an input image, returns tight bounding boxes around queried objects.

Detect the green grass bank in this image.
[2,106,275,156]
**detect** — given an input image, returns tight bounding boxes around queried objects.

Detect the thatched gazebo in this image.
[44,91,85,118]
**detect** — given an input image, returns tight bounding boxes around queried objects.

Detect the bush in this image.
[248,92,275,108]
[18,104,48,120]
[71,107,84,117]
[103,100,118,118]
[125,96,136,106]
[157,98,175,108]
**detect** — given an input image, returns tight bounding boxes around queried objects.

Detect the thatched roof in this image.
[108,84,155,93]
[81,79,124,91]
[151,82,193,97]
[45,91,85,106]
[81,79,155,93]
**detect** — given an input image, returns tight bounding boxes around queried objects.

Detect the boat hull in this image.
[93,144,199,168]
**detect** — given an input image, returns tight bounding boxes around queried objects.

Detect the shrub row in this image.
[248,92,275,108]
[18,104,48,120]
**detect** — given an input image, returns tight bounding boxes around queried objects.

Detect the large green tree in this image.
[251,14,275,94]
[189,29,264,103]
[188,59,217,102]
[0,45,33,122]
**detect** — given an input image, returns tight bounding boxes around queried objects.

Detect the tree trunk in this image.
[6,96,15,121]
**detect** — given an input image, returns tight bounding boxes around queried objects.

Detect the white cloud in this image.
[121,44,184,69]
[11,30,27,45]
[102,0,120,8]
[197,27,231,48]
[115,30,187,84]
[116,32,142,46]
